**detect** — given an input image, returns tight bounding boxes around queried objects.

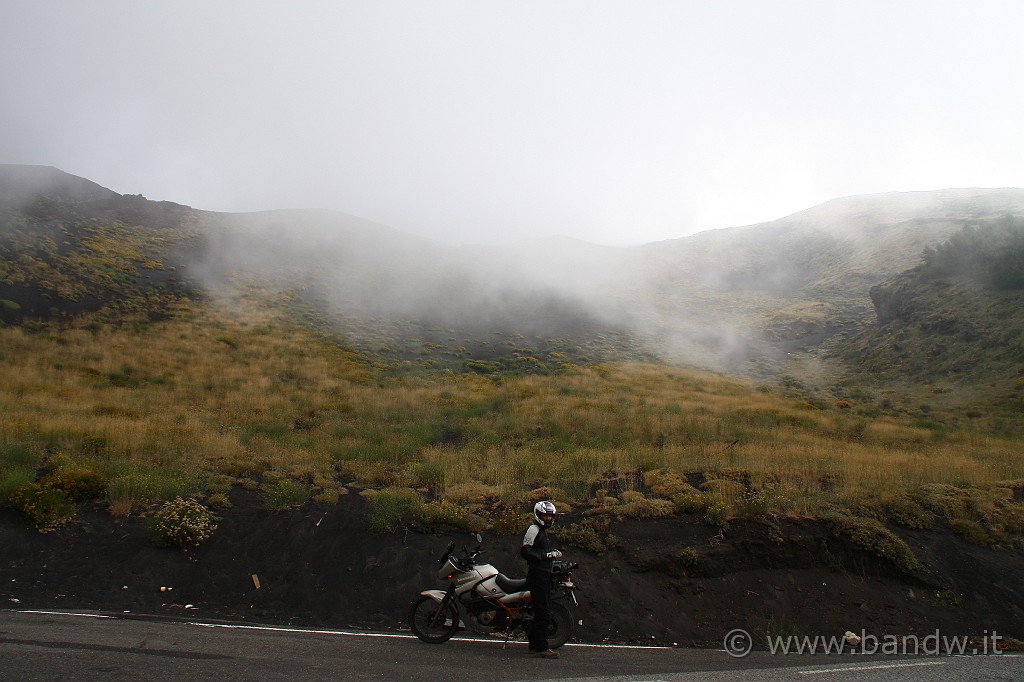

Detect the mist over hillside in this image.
[3,164,1024,383]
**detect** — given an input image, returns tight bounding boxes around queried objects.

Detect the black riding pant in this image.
[526,568,553,651]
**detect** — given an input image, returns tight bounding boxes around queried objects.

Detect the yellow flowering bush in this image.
[12,482,76,532]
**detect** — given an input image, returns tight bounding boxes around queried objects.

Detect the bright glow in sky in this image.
[1,1,1021,245]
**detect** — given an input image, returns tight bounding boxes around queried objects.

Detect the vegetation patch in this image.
[11,482,76,532]
[2,294,1024,542]
[417,499,487,533]
[821,511,921,574]
[40,468,107,501]
[910,484,973,519]
[263,479,311,512]
[591,490,677,519]
[643,468,696,498]
[363,487,423,532]
[949,518,997,548]
[703,496,730,527]
[487,506,532,536]
[676,546,701,570]
[885,494,935,529]
[149,497,218,549]
[0,465,36,508]
[554,517,614,555]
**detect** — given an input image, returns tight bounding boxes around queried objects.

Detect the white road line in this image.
[188,622,421,640]
[799,660,949,675]
[188,621,671,650]
[15,610,112,619]
[12,610,667,650]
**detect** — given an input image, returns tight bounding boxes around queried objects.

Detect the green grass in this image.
[263,479,311,512]
[0,300,1021,557]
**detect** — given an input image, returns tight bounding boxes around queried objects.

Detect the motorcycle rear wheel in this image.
[546,602,574,649]
[409,595,459,644]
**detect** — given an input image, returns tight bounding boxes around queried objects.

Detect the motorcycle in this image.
[408,533,579,647]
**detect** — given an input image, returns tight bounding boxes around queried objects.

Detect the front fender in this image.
[419,589,448,603]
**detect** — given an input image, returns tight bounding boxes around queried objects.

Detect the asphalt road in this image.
[1,610,1021,681]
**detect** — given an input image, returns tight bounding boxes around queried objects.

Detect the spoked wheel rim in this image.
[409,595,458,643]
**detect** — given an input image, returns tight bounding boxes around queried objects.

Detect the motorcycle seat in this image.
[496,573,527,593]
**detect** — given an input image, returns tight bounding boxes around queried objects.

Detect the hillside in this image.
[836,218,1024,431]
[625,188,1024,375]
[2,165,1024,647]
[0,165,199,324]
[0,165,645,373]
[6,165,1024,387]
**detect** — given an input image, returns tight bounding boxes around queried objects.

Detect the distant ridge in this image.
[0,164,122,204]
[4,164,1024,390]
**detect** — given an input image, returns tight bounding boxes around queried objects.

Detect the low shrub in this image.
[312,489,340,505]
[986,502,1024,535]
[699,479,746,525]
[149,497,218,549]
[703,496,730,527]
[41,469,107,501]
[263,479,311,512]
[643,468,694,498]
[677,546,701,568]
[886,495,934,529]
[618,490,647,505]
[106,472,161,517]
[445,482,501,506]
[206,492,232,510]
[949,518,996,547]
[206,475,235,495]
[716,468,754,489]
[488,507,532,536]
[219,457,264,479]
[911,484,972,518]
[822,512,921,573]
[409,460,446,489]
[364,487,422,532]
[614,497,676,519]
[672,489,706,513]
[555,519,610,554]
[700,479,746,500]
[589,494,618,507]
[528,486,562,502]
[418,500,487,533]
[11,482,76,532]
[736,488,773,516]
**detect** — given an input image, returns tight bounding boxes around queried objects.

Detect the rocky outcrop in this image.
[868,280,916,325]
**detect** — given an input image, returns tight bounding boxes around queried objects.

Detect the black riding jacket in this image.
[521,522,555,572]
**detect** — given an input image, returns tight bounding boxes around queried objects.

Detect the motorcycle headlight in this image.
[437,557,458,581]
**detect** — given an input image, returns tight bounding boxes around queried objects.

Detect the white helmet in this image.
[533,500,556,527]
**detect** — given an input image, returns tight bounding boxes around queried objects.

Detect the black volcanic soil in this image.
[2,489,1022,650]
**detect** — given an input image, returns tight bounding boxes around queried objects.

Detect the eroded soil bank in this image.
[2,490,1022,649]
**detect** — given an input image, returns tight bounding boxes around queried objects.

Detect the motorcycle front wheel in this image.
[409,595,459,644]
[546,602,574,649]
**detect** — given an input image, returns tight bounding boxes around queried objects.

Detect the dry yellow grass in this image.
[2,303,1023,518]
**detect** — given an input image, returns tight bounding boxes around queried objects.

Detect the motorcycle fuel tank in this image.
[454,563,498,590]
[476,574,505,597]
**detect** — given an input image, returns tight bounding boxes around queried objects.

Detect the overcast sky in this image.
[1,1,1021,246]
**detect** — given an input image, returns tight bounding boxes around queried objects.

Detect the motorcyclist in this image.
[520,500,562,659]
